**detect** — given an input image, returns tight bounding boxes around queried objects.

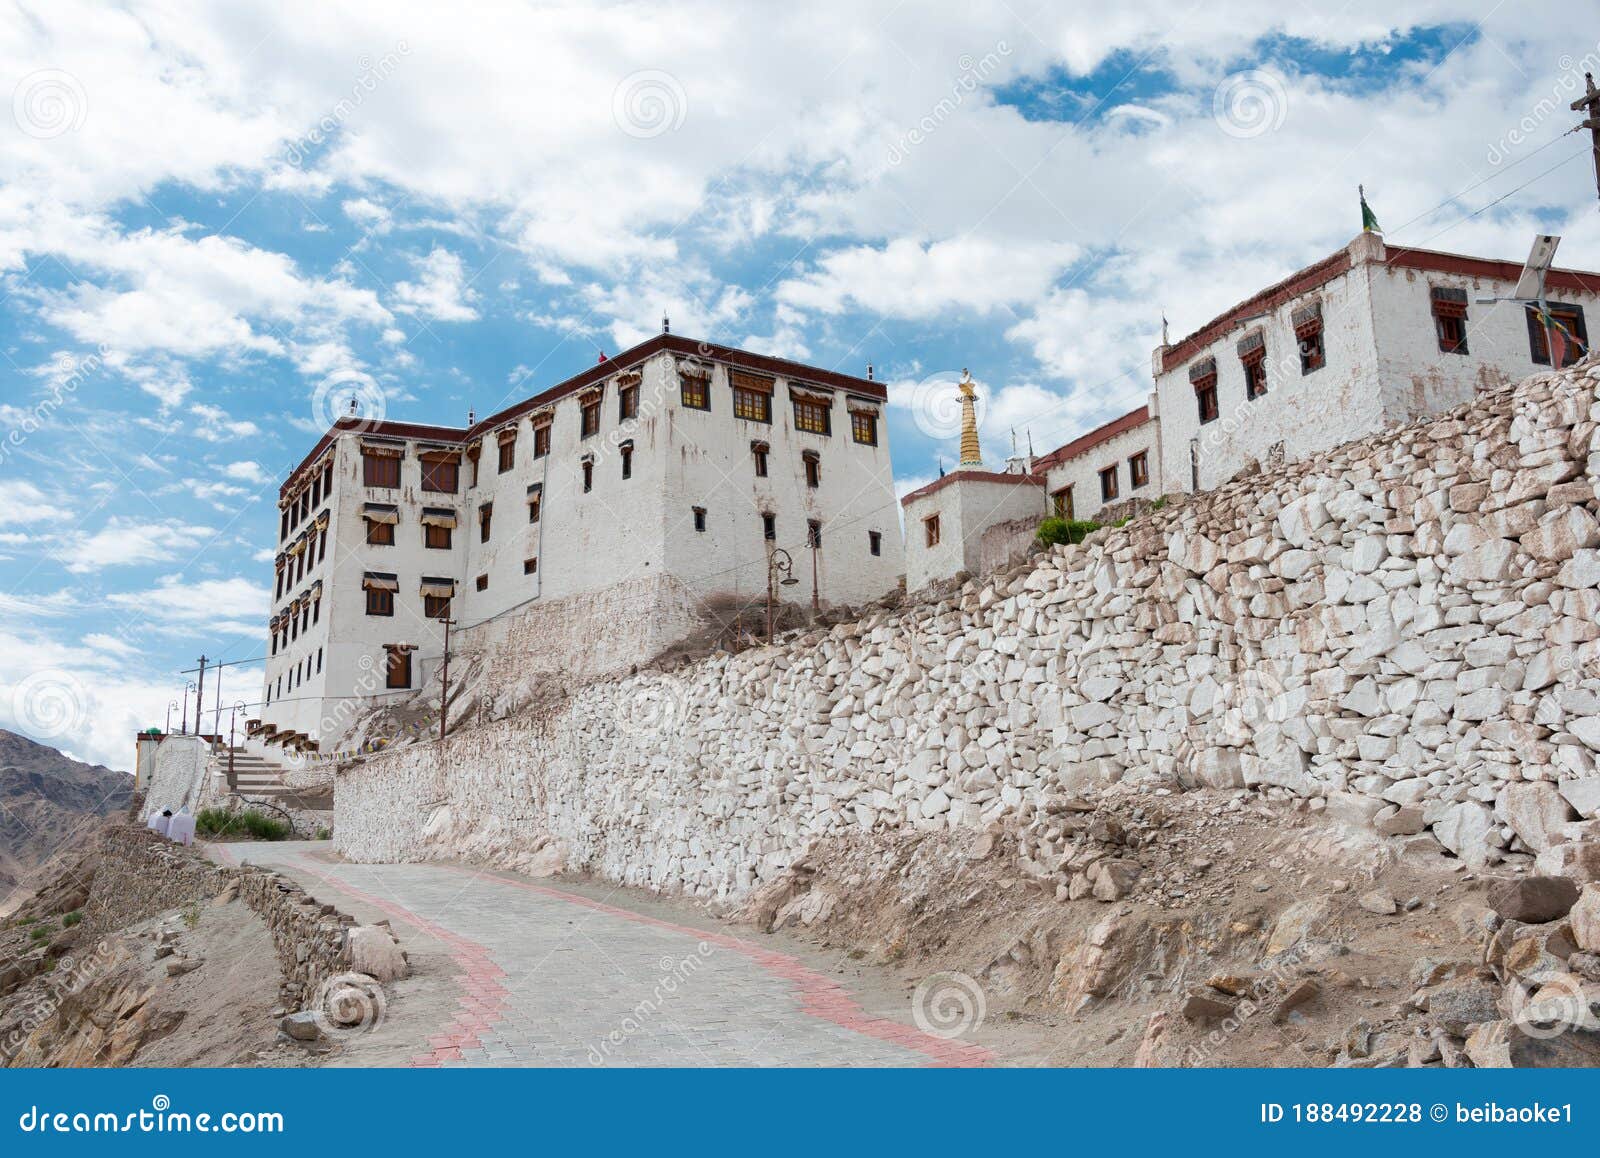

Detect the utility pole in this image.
[194,655,207,738]
[1572,72,1600,204]
[438,618,455,745]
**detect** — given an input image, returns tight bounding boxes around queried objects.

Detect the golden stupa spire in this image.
[957,368,982,468]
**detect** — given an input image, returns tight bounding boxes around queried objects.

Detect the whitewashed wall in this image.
[1043,418,1162,522]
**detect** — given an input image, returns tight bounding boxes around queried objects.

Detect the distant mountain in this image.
[0,729,132,894]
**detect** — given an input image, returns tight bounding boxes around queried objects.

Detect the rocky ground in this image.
[741,784,1600,1066]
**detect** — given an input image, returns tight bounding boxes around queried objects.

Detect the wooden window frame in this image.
[424,522,452,550]
[362,451,400,488]
[479,503,493,543]
[1194,374,1219,424]
[366,588,394,617]
[850,410,878,446]
[533,422,552,458]
[1129,451,1149,490]
[528,487,542,524]
[497,437,515,473]
[792,395,831,436]
[618,382,639,421]
[751,440,769,477]
[1099,465,1119,502]
[1051,485,1074,521]
[923,513,941,548]
[1242,348,1268,399]
[424,594,452,620]
[419,453,460,494]
[365,518,395,546]
[680,371,711,411]
[475,574,488,591]
[523,557,538,575]
[580,397,602,438]
[802,450,821,489]
[1528,303,1588,367]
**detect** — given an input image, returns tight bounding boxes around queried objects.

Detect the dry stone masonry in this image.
[337,358,1600,900]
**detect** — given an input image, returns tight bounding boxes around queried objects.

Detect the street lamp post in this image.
[227,701,247,791]
[181,682,197,734]
[766,547,800,644]
[165,700,179,734]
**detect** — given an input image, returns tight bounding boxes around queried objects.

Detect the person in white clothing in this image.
[152,809,172,837]
[167,806,196,846]
[145,808,164,833]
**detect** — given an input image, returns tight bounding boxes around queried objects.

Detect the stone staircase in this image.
[220,748,293,798]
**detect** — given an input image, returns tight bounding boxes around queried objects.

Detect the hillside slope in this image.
[0,729,132,895]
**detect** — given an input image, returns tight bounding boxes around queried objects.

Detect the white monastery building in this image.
[905,231,1600,589]
[257,334,903,751]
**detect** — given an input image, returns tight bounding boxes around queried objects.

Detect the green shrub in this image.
[62,911,82,928]
[314,826,332,841]
[1036,517,1102,548]
[195,807,292,841]
[29,925,50,942]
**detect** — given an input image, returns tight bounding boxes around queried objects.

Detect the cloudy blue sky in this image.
[2,1,1597,769]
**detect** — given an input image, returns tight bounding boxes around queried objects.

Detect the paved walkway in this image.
[211,842,992,1067]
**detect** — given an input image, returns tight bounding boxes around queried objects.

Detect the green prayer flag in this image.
[1359,185,1381,233]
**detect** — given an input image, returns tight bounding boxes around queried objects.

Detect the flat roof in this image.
[1035,405,1150,470]
[900,469,1044,507]
[1158,236,1600,375]
[282,334,887,497]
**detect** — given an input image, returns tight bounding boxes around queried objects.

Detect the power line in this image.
[1410,148,1592,250]
[1388,129,1582,239]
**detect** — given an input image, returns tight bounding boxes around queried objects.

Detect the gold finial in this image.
[957,369,982,468]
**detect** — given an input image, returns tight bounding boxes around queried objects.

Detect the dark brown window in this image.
[523,557,538,575]
[1195,373,1219,423]
[1129,451,1149,489]
[420,454,459,494]
[807,519,822,548]
[1528,303,1587,367]
[762,512,776,541]
[1242,348,1268,399]
[533,423,551,458]
[362,450,400,488]
[497,434,515,473]
[693,506,706,532]
[384,646,411,689]
[366,517,394,546]
[582,459,594,492]
[924,514,940,547]
[803,450,820,489]
[680,371,710,410]
[618,382,639,421]
[869,530,882,556]
[581,396,601,438]
[424,522,452,550]
[479,503,492,543]
[1433,289,1469,354]
[851,411,878,445]
[528,488,542,523]
[424,594,451,620]
[620,442,633,480]
[751,441,769,477]
[1099,465,1119,502]
[365,588,394,617]
[475,574,488,591]
[792,395,830,435]
[1051,486,1074,520]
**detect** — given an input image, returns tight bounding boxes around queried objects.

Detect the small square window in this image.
[693,506,706,532]
[425,522,453,550]
[523,557,538,575]
[803,451,821,488]
[1051,486,1074,520]
[1528,303,1587,367]
[792,396,831,435]
[366,518,395,546]
[851,411,878,446]
[475,574,488,592]
[366,588,394,616]
[362,450,400,488]
[424,594,452,620]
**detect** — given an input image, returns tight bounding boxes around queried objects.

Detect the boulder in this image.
[1499,782,1574,853]
[1463,1018,1600,1067]
[346,925,409,983]
[1573,886,1600,953]
[1488,876,1580,924]
[1432,802,1498,869]
[280,1011,322,1042]
[1358,888,1397,915]
[1424,977,1500,1034]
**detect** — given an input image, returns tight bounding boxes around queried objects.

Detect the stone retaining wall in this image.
[91,828,357,1007]
[336,358,1600,898]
